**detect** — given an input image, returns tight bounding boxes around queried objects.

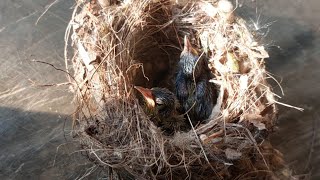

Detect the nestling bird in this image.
[175,36,217,126]
[134,86,188,135]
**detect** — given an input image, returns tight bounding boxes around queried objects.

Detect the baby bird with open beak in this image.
[175,36,217,126]
[134,86,187,135]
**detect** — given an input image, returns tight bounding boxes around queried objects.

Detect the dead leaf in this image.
[225,148,242,160]
[260,105,274,116]
[239,75,248,93]
[252,120,266,130]
[241,113,266,130]
[77,41,94,71]
[226,52,240,73]
[249,45,269,59]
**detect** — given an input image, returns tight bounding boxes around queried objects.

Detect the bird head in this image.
[181,36,199,57]
[179,36,201,76]
[134,86,178,118]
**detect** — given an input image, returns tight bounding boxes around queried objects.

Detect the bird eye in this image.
[155,98,164,106]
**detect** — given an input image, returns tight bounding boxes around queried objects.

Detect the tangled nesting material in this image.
[67,0,295,179]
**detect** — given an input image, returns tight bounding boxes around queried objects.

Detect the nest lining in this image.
[67,0,293,179]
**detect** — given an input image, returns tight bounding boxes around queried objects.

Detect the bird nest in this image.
[67,0,293,179]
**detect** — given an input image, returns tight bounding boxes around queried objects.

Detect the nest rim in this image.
[65,0,294,179]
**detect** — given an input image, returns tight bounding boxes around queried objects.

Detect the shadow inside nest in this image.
[132,22,181,90]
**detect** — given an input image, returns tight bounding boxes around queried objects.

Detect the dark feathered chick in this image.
[134,86,187,134]
[175,36,217,126]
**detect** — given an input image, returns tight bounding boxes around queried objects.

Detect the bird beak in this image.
[134,86,155,107]
[181,35,198,57]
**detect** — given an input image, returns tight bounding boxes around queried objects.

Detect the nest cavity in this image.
[67,0,292,179]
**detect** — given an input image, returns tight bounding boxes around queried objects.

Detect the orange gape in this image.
[134,86,155,108]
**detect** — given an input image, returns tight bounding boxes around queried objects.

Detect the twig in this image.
[304,113,318,171]
[202,129,224,144]
[28,79,71,87]
[32,59,71,74]
[35,0,60,25]
[186,114,222,180]
[31,59,94,119]
[273,100,304,111]
[65,3,79,83]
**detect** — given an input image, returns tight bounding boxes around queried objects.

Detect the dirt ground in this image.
[0,0,319,179]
